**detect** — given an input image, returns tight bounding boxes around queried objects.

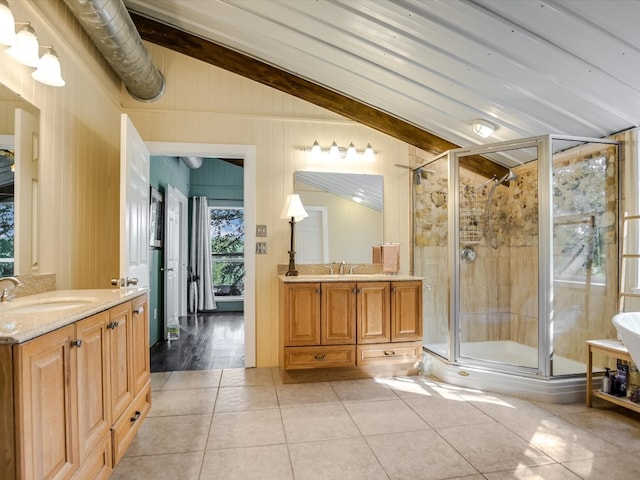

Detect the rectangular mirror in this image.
[294,171,383,264]
[0,82,40,276]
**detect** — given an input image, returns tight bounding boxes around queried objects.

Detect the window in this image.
[0,202,14,276]
[210,207,244,297]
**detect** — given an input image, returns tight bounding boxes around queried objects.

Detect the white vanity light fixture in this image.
[472,119,497,138]
[32,46,65,87]
[307,140,376,162]
[280,194,308,276]
[6,22,39,67]
[0,0,16,46]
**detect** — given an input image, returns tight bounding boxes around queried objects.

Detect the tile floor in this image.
[112,368,640,479]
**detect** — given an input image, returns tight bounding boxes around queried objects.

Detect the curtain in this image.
[190,196,216,312]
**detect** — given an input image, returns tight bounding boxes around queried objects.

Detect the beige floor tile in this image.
[161,369,222,390]
[200,444,293,480]
[111,451,203,480]
[344,399,429,436]
[331,378,399,402]
[404,394,495,430]
[124,414,211,456]
[220,367,275,386]
[207,408,285,449]
[276,382,340,407]
[564,453,640,479]
[366,430,478,480]
[150,372,171,391]
[376,375,445,398]
[214,385,278,412]
[563,408,640,451]
[281,403,360,443]
[462,392,555,426]
[289,437,387,480]
[506,415,613,462]
[148,388,217,417]
[484,463,582,480]
[439,422,554,473]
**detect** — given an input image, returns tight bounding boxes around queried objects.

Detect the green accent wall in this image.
[149,157,244,346]
[149,156,190,345]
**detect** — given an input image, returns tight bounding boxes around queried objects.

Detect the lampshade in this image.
[364,143,375,162]
[310,140,321,160]
[280,194,308,222]
[6,23,39,67]
[472,119,496,138]
[346,142,357,161]
[0,0,16,46]
[329,141,340,160]
[32,47,65,86]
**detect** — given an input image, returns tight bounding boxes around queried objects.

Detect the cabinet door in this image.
[76,312,111,462]
[15,324,79,480]
[357,282,390,344]
[391,281,423,342]
[283,283,321,346]
[321,282,356,345]
[109,301,133,422]
[131,295,150,395]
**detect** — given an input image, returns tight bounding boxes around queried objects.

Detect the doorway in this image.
[146,142,256,368]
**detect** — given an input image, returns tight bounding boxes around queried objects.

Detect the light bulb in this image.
[346,142,357,161]
[6,23,39,67]
[329,141,340,160]
[364,143,375,162]
[0,1,16,46]
[32,47,65,87]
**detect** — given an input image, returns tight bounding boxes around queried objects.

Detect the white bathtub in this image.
[613,312,640,367]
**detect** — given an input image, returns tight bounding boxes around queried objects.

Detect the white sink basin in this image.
[2,297,97,314]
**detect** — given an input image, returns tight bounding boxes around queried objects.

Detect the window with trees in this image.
[210,207,244,297]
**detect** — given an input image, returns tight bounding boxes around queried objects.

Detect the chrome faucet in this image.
[338,261,346,275]
[0,276,22,302]
[349,265,359,274]
[325,264,334,275]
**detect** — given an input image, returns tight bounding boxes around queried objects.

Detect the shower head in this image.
[498,169,518,184]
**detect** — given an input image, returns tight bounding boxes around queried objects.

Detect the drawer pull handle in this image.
[107,321,119,329]
[71,339,82,347]
[134,306,144,315]
[384,350,396,356]
[314,354,327,361]
[131,411,141,422]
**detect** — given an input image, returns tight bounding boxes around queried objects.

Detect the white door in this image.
[163,184,187,339]
[120,114,150,287]
[14,108,39,274]
[296,206,329,264]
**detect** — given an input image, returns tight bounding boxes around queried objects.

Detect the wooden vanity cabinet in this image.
[1,294,150,480]
[280,278,423,374]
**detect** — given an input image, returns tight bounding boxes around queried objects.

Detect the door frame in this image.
[146,142,256,368]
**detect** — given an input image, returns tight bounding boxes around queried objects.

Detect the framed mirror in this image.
[0,82,40,275]
[294,171,383,264]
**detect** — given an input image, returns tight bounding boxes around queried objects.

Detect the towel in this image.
[381,243,400,274]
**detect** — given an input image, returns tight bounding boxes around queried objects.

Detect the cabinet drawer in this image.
[111,381,151,466]
[72,432,112,480]
[356,342,422,366]
[284,346,356,369]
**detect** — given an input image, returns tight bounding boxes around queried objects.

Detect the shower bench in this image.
[586,339,640,413]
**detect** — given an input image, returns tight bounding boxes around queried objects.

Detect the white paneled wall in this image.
[124,44,412,366]
[0,0,122,289]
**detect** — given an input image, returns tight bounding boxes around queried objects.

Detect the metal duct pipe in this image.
[63,0,165,101]
[180,156,203,169]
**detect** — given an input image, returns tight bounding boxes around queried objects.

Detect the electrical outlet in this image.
[256,224,267,237]
[256,242,268,254]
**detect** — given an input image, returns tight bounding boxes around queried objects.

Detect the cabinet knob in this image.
[126,277,139,286]
[316,289,320,294]
[133,306,144,315]
[392,287,397,293]
[71,339,82,348]
[383,350,396,356]
[107,321,119,329]
[130,411,141,422]
[314,354,327,361]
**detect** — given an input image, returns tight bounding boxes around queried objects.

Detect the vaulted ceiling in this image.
[123,0,640,158]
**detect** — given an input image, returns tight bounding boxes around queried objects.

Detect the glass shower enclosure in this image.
[415,134,619,380]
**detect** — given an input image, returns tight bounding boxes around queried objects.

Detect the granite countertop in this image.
[278,274,423,283]
[0,288,148,344]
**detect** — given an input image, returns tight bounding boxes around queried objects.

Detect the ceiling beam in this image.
[129,11,457,155]
[128,11,507,179]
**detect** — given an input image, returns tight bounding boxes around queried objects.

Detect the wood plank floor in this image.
[150,312,244,372]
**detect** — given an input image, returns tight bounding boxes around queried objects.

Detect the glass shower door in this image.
[453,141,541,372]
